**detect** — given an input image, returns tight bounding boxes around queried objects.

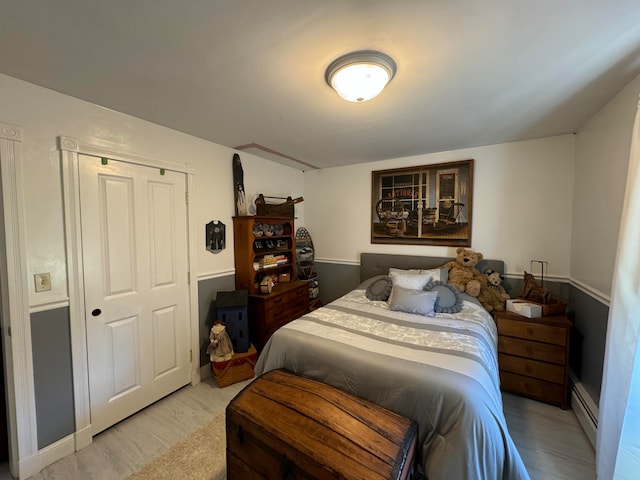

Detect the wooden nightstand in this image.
[494,310,571,409]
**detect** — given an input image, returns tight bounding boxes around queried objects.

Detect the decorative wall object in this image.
[371,159,474,246]
[206,220,226,253]
[232,153,247,216]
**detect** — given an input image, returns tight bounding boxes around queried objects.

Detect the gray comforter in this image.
[255,289,530,480]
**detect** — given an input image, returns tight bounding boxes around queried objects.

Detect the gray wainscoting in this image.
[28,274,238,450]
[27,268,606,452]
[314,262,360,307]
[567,287,607,405]
[31,307,74,449]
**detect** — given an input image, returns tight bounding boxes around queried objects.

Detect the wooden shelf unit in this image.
[494,310,571,409]
[233,216,309,351]
[233,216,296,294]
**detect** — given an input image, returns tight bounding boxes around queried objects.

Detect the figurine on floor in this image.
[207,322,234,362]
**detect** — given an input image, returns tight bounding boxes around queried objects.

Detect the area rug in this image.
[129,413,226,480]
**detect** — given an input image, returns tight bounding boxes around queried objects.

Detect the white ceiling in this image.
[3,1,640,170]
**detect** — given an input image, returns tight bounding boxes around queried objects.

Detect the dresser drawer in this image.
[498,353,565,384]
[498,336,566,364]
[264,303,306,325]
[263,317,291,342]
[264,284,307,312]
[264,288,307,321]
[496,317,567,345]
[500,371,565,406]
[250,281,310,351]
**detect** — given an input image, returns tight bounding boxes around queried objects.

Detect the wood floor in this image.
[0,377,595,480]
[502,392,596,479]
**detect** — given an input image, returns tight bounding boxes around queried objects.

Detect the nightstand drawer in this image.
[498,336,566,364]
[496,317,567,345]
[500,371,565,405]
[498,353,565,384]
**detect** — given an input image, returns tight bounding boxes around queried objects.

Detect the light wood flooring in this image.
[502,392,596,479]
[0,377,595,480]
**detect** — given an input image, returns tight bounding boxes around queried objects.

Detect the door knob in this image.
[91,308,102,317]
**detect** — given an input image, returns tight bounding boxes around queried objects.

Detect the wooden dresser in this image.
[227,369,417,480]
[494,310,571,409]
[232,215,309,351]
[248,280,309,351]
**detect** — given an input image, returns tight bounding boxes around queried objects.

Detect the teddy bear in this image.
[440,247,486,297]
[476,269,511,312]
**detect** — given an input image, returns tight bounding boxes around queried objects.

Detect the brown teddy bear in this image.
[440,247,485,297]
[477,269,510,312]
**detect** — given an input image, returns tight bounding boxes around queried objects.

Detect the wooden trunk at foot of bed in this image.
[226,369,417,480]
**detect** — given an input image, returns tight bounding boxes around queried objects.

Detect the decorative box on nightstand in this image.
[494,310,571,409]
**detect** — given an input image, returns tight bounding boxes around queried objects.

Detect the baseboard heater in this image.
[569,371,597,449]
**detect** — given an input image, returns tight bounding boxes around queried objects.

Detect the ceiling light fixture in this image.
[325,50,397,103]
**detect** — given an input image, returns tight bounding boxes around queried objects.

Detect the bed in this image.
[254,253,530,480]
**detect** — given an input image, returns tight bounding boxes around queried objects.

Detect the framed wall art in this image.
[371,159,474,246]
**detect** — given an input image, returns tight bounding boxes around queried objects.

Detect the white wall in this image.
[304,135,575,278]
[0,74,304,308]
[572,73,640,298]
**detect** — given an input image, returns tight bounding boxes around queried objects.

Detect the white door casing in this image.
[79,155,190,435]
[0,123,39,479]
[60,137,198,453]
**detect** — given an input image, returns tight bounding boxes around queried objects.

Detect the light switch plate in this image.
[34,273,51,292]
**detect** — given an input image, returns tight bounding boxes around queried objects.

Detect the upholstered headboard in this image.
[360,252,504,283]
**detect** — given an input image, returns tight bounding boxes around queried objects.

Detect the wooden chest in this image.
[226,369,417,480]
[494,310,571,409]
[249,280,309,351]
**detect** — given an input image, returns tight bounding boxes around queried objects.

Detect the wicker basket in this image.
[211,344,257,387]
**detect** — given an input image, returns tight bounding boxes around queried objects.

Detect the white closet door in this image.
[79,155,190,435]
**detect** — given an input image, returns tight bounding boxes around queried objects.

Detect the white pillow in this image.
[389,286,438,317]
[388,270,432,290]
[388,267,448,283]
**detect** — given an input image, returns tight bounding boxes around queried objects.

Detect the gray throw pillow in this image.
[365,276,393,301]
[424,280,463,313]
[389,286,438,317]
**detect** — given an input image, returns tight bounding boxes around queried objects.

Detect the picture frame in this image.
[371,159,474,246]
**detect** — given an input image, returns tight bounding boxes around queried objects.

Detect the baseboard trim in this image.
[18,434,76,479]
[569,371,597,449]
[74,423,92,451]
[200,363,212,380]
[17,452,40,480]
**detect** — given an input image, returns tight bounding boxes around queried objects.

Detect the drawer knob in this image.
[526,328,534,335]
